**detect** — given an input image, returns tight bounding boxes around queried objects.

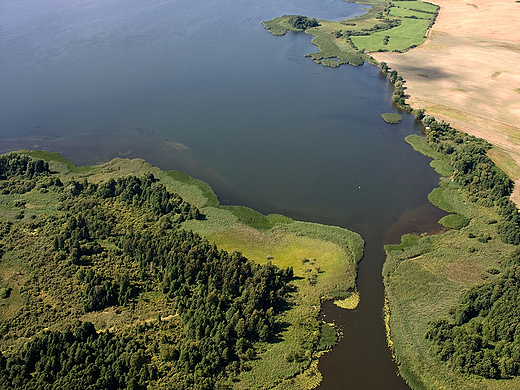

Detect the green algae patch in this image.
[334,291,360,309]
[381,113,403,124]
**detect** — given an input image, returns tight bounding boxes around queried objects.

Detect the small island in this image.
[381,112,403,124]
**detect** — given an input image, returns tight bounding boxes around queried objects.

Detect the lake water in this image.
[0,0,445,388]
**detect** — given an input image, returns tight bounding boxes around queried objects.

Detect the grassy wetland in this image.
[384,118,520,389]
[262,0,438,67]
[0,150,363,389]
[382,113,403,124]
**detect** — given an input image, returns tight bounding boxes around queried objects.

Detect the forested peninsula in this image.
[0,151,363,389]
[3,1,517,389]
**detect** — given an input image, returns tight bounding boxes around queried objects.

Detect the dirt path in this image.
[371,0,520,202]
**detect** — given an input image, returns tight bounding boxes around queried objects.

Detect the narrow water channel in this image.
[315,203,446,389]
[217,124,447,389]
[208,111,447,389]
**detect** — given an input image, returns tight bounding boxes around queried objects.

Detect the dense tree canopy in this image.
[421,116,519,244]
[426,251,520,379]
[0,153,294,389]
[288,15,319,30]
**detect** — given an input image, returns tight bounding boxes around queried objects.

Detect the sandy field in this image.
[371,0,520,202]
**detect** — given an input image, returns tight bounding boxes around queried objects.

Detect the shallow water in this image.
[1,0,444,388]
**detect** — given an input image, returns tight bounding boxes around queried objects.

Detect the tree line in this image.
[402,85,520,380]
[420,115,519,244]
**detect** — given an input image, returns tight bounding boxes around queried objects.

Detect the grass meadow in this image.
[384,214,520,389]
[391,1,438,14]
[350,18,431,52]
[389,8,432,19]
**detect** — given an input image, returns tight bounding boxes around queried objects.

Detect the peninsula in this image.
[0,151,363,389]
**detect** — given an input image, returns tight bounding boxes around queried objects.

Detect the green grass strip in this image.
[222,205,294,230]
[438,214,470,229]
[18,150,93,173]
[389,7,433,19]
[165,170,220,207]
[351,18,431,52]
[405,134,443,159]
[392,1,439,13]
[384,234,421,252]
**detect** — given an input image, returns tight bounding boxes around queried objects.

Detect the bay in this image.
[0,0,445,388]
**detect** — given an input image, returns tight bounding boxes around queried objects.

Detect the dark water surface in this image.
[1,0,445,388]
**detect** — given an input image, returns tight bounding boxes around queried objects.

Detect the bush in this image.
[288,15,319,30]
[0,287,12,299]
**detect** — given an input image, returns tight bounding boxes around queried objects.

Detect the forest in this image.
[0,152,296,389]
[426,250,520,379]
[417,116,520,379]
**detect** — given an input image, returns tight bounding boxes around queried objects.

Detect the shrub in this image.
[288,16,319,30]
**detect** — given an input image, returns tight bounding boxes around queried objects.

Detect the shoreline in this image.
[337,1,520,387]
[370,0,520,205]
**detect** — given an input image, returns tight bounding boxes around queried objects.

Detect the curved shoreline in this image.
[371,3,520,387]
[262,0,438,67]
[370,0,520,204]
